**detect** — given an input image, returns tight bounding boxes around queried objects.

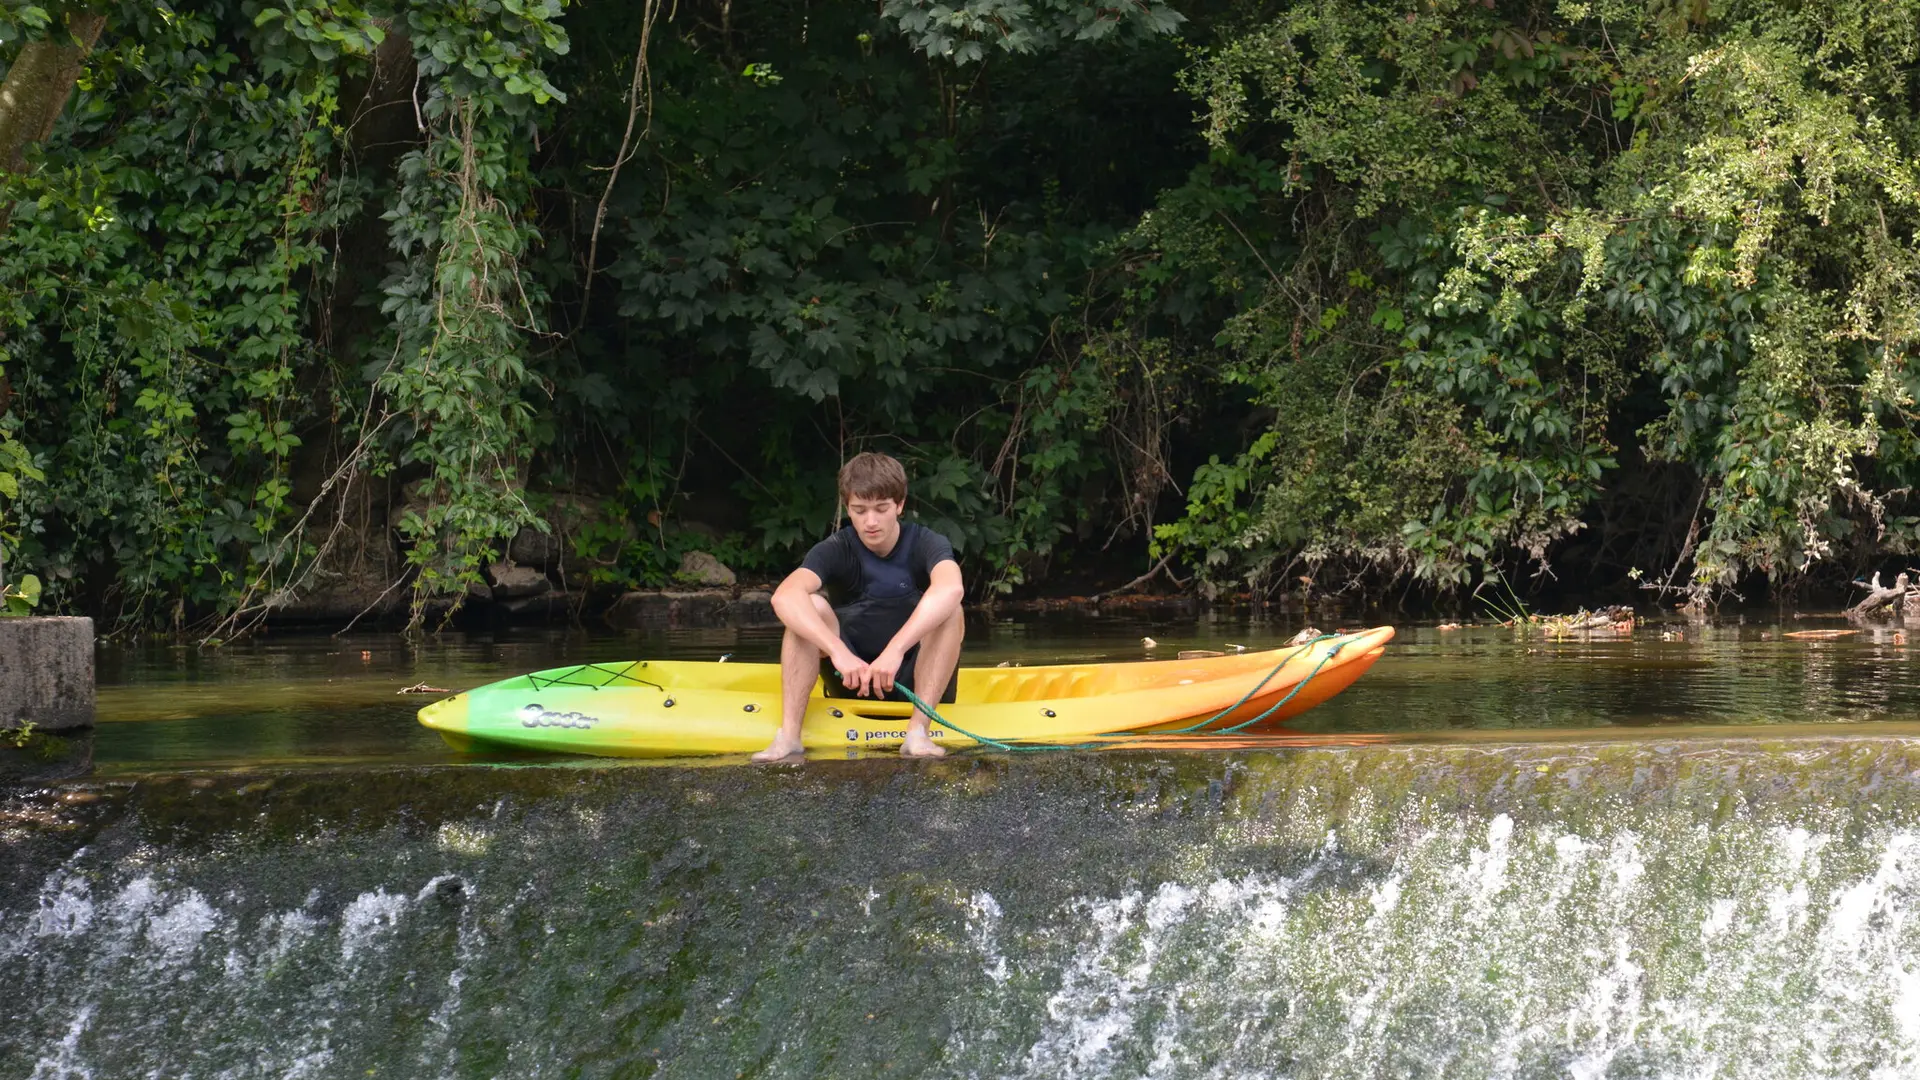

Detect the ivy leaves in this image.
[882,0,1183,65]
[1147,0,1920,599]
[1,573,43,615]
[249,0,386,67]
[0,430,42,501]
[405,0,568,111]
[5,0,1192,625]
[604,30,1079,409]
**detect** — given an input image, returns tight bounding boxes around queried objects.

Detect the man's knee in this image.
[781,594,838,633]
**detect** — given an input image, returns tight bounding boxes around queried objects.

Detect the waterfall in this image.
[7,739,1920,1078]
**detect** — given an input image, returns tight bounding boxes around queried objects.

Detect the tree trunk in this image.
[0,13,108,230]
[308,20,419,376]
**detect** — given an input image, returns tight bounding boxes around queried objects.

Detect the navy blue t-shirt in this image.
[802,522,960,699]
[799,522,956,614]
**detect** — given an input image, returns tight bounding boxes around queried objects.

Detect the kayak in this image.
[416,626,1394,757]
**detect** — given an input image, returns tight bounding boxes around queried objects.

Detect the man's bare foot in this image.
[901,730,947,758]
[750,734,806,762]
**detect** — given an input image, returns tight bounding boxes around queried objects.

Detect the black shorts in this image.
[819,647,958,704]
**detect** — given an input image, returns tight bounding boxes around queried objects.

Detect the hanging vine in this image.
[372,0,568,628]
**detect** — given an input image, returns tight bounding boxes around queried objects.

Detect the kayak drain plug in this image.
[1043,709,1057,717]
[662,698,674,708]
[744,704,758,712]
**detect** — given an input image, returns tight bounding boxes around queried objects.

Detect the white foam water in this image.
[950,818,1920,1079]
[12,867,482,1080]
[338,888,410,963]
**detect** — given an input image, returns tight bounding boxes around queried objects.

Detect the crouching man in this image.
[751,452,964,761]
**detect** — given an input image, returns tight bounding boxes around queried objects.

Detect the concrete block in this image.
[605,591,675,628]
[604,589,741,629]
[660,590,730,626]
[729,590,779,627]
[0,617,95,731]
[497,590,577,619]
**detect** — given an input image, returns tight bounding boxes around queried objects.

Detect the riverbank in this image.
[256,573,1218,634]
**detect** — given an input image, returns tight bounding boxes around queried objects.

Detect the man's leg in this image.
[902,607,963,758]
[751,595,837,762]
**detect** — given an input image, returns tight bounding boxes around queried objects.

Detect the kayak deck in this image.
[418,626,1394,757]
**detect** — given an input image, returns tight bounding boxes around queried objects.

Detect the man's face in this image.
[845,494,904,553]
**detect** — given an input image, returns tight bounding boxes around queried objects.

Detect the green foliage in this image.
[2,573,42,614]
[564,0,1193,590]
[15,0,1918,624]
[0,388,44,587]
[882,0,1184,64]
[2,1,347,620]
[1,0,569,629]
[0,428,39,501]
[0,0,1199,627]
[375,0,568,621]
[1143,0,1920,600]
[0,4,53,43]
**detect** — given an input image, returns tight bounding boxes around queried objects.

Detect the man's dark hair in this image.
[838,452,908,504]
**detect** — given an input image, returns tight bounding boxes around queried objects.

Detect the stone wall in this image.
[604,589,777,630]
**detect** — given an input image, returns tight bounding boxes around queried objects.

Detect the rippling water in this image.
[85,614,1920,773]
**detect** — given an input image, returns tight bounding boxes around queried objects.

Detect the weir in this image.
[7,737,1920,1078]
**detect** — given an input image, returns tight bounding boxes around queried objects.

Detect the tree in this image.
[0,8,106,231]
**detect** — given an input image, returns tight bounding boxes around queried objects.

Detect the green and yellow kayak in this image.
[417,626,1394,757]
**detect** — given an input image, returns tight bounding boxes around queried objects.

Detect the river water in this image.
[8,613,1920,1077]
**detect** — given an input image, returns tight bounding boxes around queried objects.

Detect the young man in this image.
[751,452,965,761]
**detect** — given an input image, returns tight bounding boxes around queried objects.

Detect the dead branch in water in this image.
[1849,571,1911,616]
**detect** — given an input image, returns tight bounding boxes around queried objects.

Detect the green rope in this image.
[883,634,1347,753]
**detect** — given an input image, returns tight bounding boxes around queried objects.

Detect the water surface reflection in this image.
[92,614,1920,775]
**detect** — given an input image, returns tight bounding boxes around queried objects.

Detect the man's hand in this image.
[831,646,874,697]
[866,647,905,697]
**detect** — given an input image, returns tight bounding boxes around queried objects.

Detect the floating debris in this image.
[397,683,451,695]
[1782,629,1859,640]
[1436,622,1464,631]
[1177,649,1226,659]
[1537,606,1636,638]
[1141,636,1158,649]
[1285,627,1322,646]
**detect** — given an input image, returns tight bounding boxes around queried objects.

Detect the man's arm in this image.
[868,560,964,694]
[770,567,855,664]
